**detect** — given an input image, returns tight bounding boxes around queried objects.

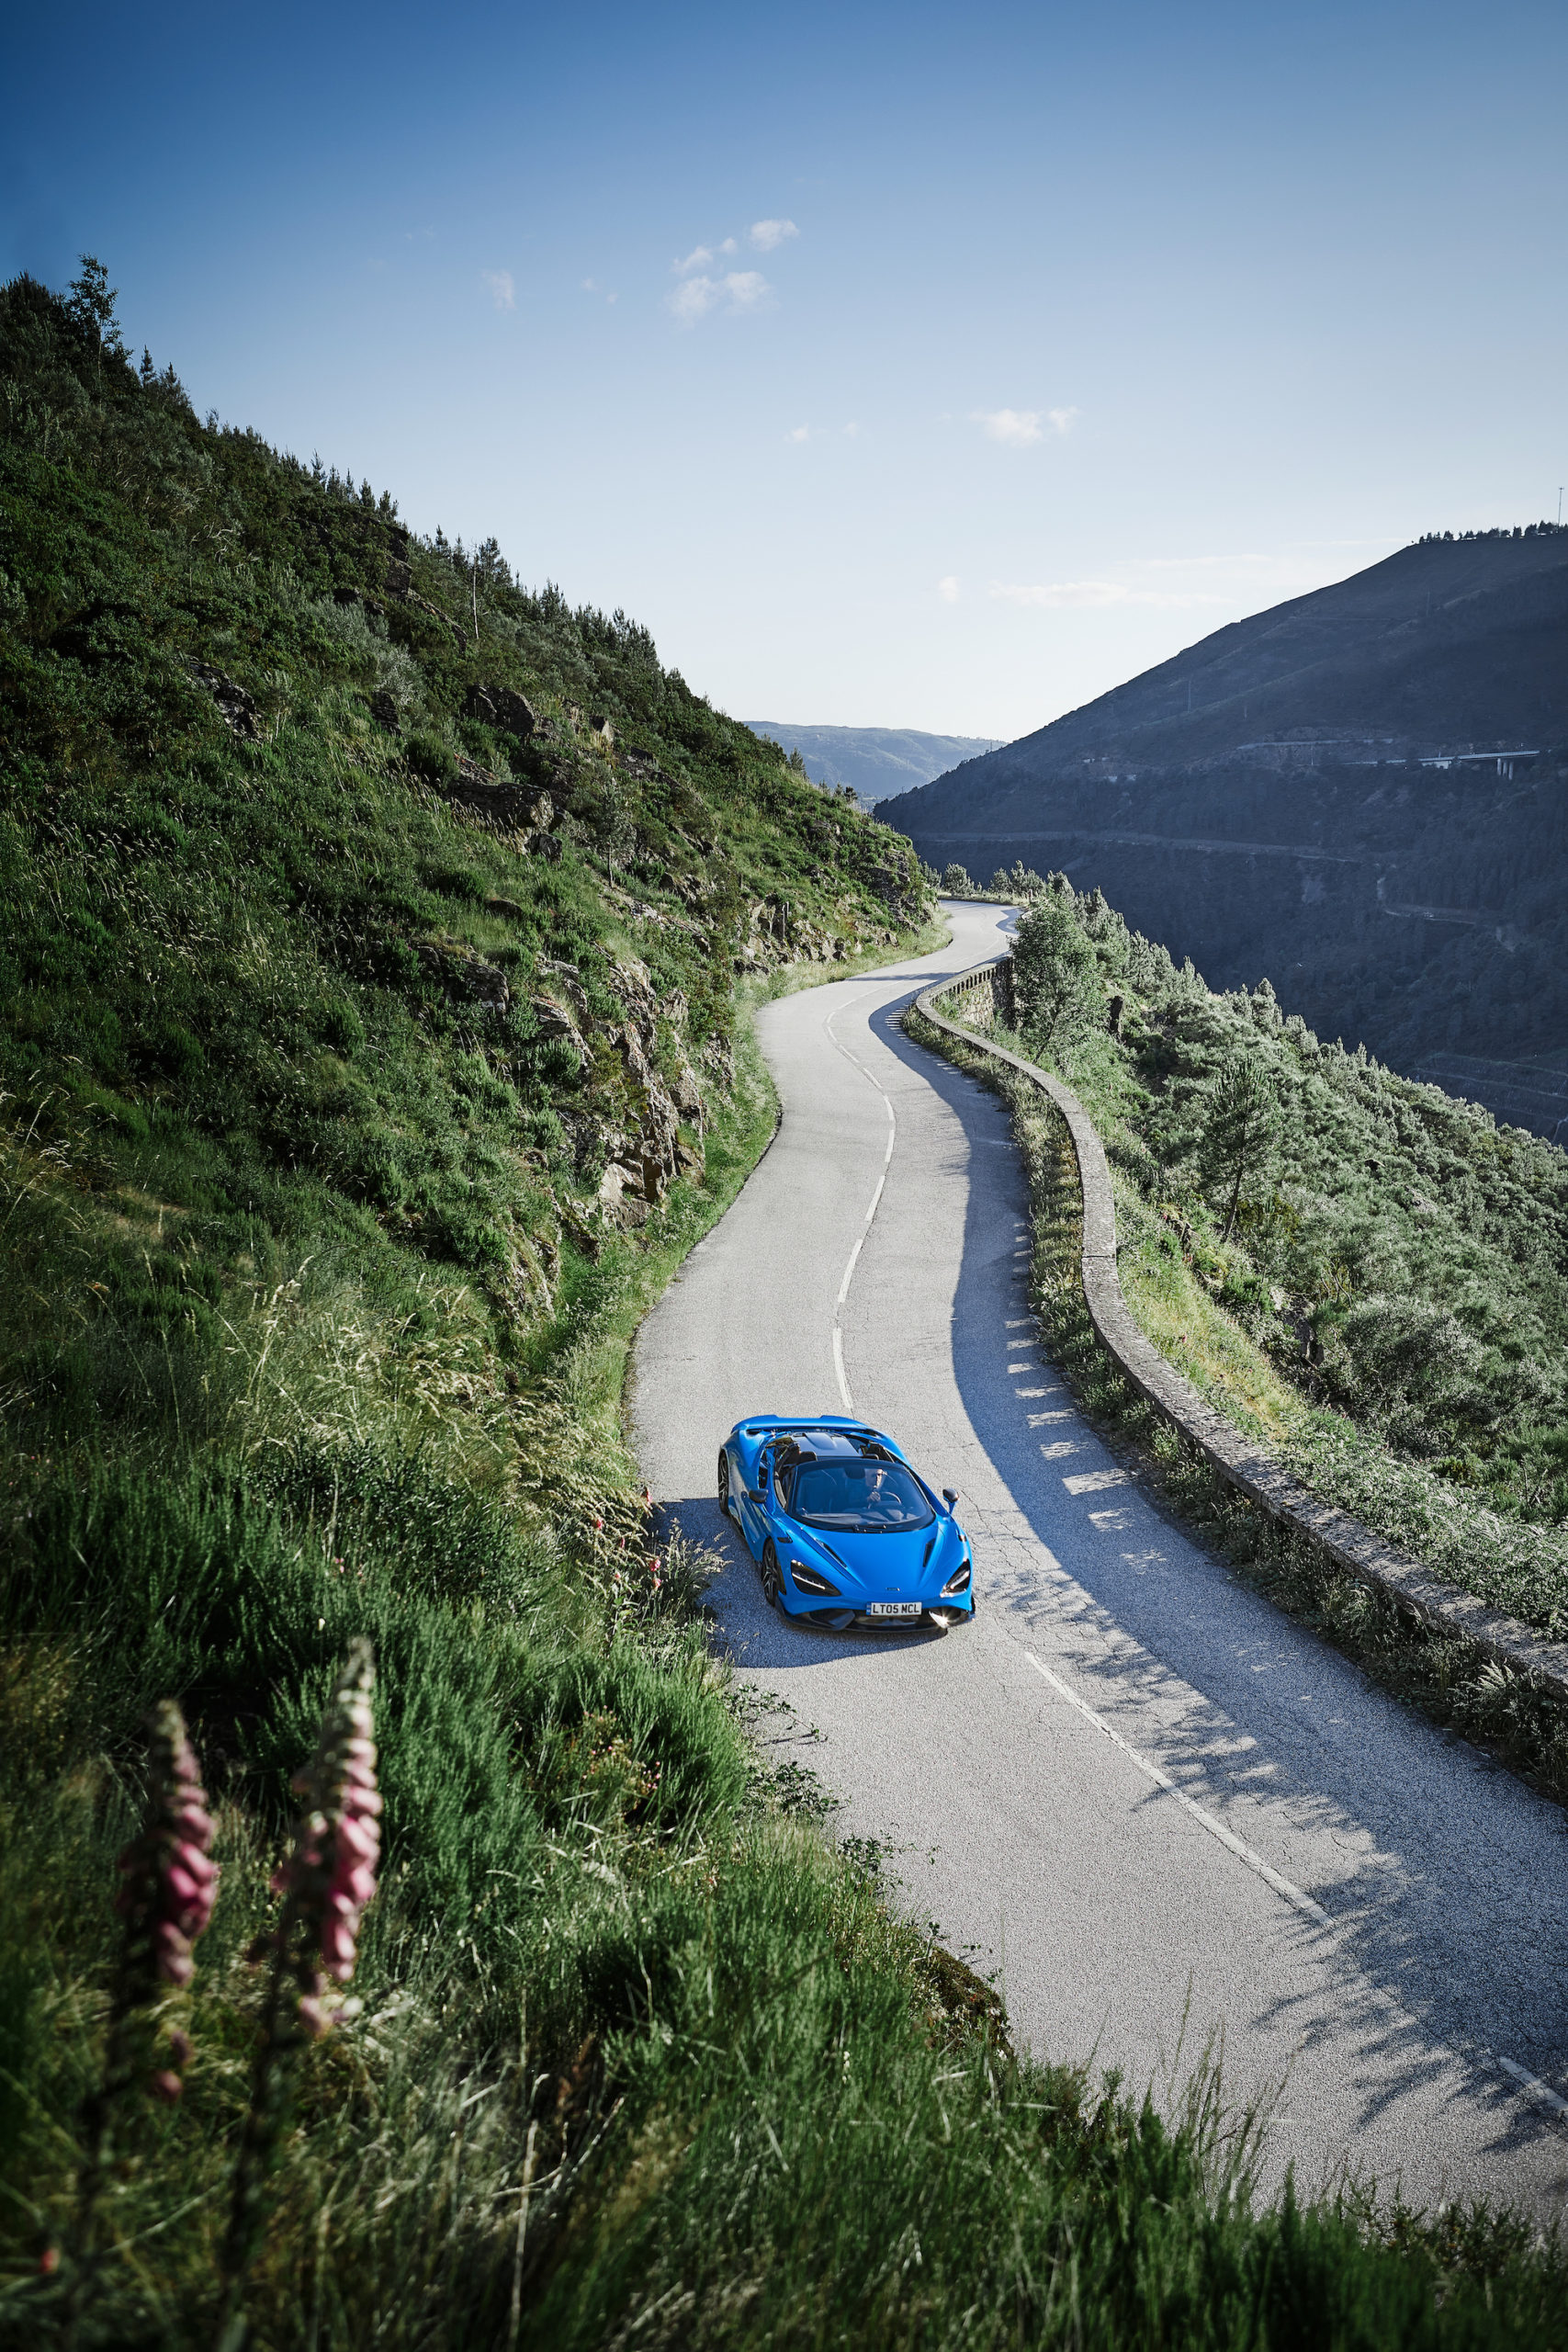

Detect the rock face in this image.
[733,894,844,971]
[862,859,925,926]
[465,683,538,744]
[434,754,567,858]
[417,939,510,1012]
[380,553,466,649]
[189,661,265,741]
[528,993,591,1072]
[524,955,705,1221]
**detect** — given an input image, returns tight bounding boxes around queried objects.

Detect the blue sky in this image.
[5,0,1564,737]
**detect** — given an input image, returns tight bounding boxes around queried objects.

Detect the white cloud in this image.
[669,269,772,324]
[719,236,738,254]
[481,269,515,311]
[842,421,860,438]
[673,244,714,275]
[989,580,1231,610]
[749,218,798,251]
[785,424,810,443]
[973,405,1077,446]
[939,576,961,604]
[581,277,618,302]
[670,277,718,323]
[974,408,1041,446]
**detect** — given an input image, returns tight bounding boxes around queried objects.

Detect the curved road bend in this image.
[632,901,1568,2218]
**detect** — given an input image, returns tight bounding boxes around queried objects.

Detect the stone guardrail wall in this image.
[914,956,1568,1709]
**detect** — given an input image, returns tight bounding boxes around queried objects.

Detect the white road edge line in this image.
[1024,1650,1568,2129]
[824,996,898,1412]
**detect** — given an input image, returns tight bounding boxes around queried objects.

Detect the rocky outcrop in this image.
[437,758,564,858]
[417,938,510,1012]
[465,683,538,745]
[528,992,591,1072]
[861,856,926,927]
[733,894,843,971]
[597,957,705,1222]
[189,661,265,741]
[379,553,466,650]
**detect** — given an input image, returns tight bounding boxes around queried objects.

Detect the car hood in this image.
[790,1517,963,1595]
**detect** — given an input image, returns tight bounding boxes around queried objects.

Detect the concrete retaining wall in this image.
[914,957,1568,1709]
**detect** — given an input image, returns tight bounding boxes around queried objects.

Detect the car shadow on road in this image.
[656,1492,968,1668]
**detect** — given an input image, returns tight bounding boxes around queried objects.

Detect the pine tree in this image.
[1200,1052,1280,1240]
[66,255,124,354]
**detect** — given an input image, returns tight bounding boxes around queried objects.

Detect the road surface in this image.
[632,901,1568,2217]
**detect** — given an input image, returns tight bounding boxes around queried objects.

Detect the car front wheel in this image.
[761,1541,784,1610]
[717,1448,734,1521]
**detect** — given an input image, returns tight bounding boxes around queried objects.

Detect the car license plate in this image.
[867,1601,921,1618]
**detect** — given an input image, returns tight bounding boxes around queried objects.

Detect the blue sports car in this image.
[717,1415,976,1632]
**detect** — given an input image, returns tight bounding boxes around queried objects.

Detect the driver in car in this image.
[857,1463,905,1525]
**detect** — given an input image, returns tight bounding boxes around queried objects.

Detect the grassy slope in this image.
[1,277,1564,2346]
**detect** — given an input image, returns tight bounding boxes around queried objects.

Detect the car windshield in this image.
[784,1458,933,1532]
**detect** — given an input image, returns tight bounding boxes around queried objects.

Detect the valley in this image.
[882,532,1568,1132]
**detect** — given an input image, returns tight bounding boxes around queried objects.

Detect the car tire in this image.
[761,1541,784,1610]
[717,1448,734,1521]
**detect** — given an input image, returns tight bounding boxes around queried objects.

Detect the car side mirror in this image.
[747,1488,761,1504]
[942,1487,959,1509]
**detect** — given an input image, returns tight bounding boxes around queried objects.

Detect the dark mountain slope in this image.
[883,530,1568,1130]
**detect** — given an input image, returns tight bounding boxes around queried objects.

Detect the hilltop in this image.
[883,530,1568,1131]
[744,718,999,805]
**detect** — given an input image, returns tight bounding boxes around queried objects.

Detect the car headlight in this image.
[941,1557,972,1596]
[789,1560,841,1598]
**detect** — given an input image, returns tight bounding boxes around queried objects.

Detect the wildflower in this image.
[260,1636,382,2032]
[110,1701,218,2056]
[71,1702,216,2322]
[219,1639,381,2323]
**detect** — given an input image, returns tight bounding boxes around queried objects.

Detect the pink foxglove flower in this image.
[112,1701,218,2056]
[254,1638,381,2036]
[73,1702,217,2290]
[219,1640,382,2322]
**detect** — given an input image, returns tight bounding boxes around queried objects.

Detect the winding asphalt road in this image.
[633,902,1568,2217]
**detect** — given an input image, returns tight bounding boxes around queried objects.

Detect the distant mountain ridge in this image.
[880,526,1568,1136]
[745,720,1000,806]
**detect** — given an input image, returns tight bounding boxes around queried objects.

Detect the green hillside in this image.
[940,875,1568,1660]
[3,266,1564,2347]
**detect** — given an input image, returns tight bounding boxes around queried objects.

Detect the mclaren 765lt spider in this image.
[717,1415,976,1632]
